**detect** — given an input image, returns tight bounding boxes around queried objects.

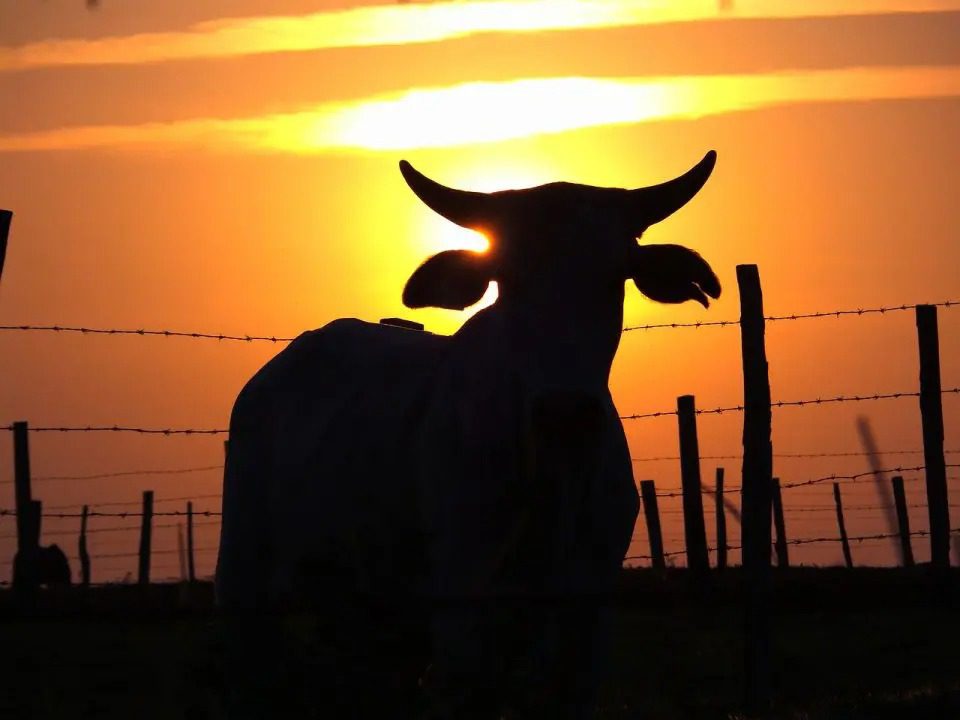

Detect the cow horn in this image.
[626,151,716,231]
[399,161,494,230]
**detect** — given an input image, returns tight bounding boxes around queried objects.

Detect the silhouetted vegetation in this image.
[2,568,957,719]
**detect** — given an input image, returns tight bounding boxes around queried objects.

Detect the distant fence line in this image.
[1,299,956,344]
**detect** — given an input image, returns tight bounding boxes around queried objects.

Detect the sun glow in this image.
[414,164,555,255]
[3,66,960,154]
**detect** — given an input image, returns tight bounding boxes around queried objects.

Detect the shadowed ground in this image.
[0,568,958,719]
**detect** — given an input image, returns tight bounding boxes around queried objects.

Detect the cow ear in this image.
[630,244,721,308]
[403,250,494,310]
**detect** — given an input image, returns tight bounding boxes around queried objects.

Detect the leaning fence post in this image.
[832,483,853,568]
[737,264,773,714]
[639,480,666,570]
[139,491,154,585]
[677,395,709,573]
[0,209,11,282]
[716,467,727,570]
[187,501,196,583]
[891,476,915,567]
[79,505,91,587]
[771,478,789,568]
[915,305,950,576]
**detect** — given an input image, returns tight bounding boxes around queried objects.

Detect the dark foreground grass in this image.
[1,568,958,719]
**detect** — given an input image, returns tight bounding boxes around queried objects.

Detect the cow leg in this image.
[216,432,292,719]
[517,393,608,719]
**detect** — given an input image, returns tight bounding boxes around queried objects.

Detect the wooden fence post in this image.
[891,476,915,567]
[13,421,34,555]
[716,467,727,570]
[677,395,709,573]
[79,505,91,588]
[771,478,789,568]
[639,480,666,570]
[139,491,153,585]
[832,483,853,568]
[0,209,11,282]
[30,500,42,546]
[187,501,196,583]
[737,264,773,714]
[915,305,950,575]
[12,421,40,593]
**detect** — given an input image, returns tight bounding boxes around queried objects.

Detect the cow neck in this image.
[459,286,624,395]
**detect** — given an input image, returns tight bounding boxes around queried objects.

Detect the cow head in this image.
[400,152,721,311]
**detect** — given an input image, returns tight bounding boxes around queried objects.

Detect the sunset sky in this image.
[1,0,959,582]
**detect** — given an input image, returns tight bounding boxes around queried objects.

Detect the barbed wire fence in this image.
[1,295,958,584]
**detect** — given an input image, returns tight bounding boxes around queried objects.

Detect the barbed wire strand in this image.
[621,388,960,421]
[781,464,960,490]
[0,425,227,435]
[0,508,221,518]
[624,527,959,561]
[0,520,221,540]
[0,324,296,343]
[3,300,956,344]
[45,493,223,511]
[622,300,958,332]
[633,449,960,462]
[2,390,956,433]
[651,466,960,497]
[0,465,223,486]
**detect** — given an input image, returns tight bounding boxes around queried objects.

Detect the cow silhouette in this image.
[216,152,720,718]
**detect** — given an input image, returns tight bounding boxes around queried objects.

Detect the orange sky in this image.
[1,0,959,581]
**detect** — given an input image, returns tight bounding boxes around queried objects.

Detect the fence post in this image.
[30,500,42,545]
[832,483,853,568]
[13,421,34,555]
[677,395,709,573]
[79,505,91,588]
[138,491,153,585]
[639,480,666,570]
[716,467,727,570]
[737,264,773,714]
[915,305,950,575]
[0,209,11,282]
[12,421,40,593]
[771,478,789,568]
[891,476,915,567]
[187,501,196,583]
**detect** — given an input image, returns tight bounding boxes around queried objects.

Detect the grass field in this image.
[1,568,958,719]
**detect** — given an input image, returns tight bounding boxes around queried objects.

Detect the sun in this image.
[417,163,554,255]
[402,163,555,319]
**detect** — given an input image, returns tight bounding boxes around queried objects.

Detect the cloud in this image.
[1,0,959,72]
[1,65,958,154]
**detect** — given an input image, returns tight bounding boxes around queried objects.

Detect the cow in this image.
[216,152,721,719]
